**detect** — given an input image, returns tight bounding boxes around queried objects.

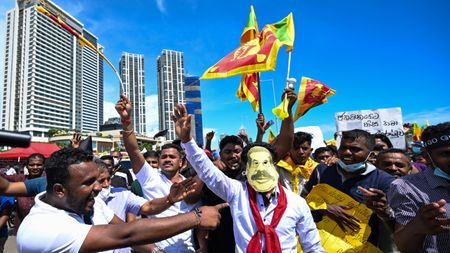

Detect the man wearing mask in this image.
[388,122,450,252]
[304,129,395,251]
[173,104,324,253]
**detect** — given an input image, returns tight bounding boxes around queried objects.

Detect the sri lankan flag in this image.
[201,13,295,80]
[236,6,260,111]
[293,77,336,122]
[413,121,423,141]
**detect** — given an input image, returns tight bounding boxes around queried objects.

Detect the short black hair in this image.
[241,142,276,165]
[313,147,333,160]
[27,153,45,164]
[422,121,450,149]
[219,135,243,151]
[100,155,113,163]
[45,148,94,193]
[161,143,183,155]
[341,129,375,150]
[373,133,393,148]
[293,132,313,148]
[327,145,338,155]
[377,148,409,159]
[143,150,159,159]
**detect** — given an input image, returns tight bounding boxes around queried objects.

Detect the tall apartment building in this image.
[1,0,103,138]
[156,49,184,141]
[119,52,145,134]
[185,76,203,146]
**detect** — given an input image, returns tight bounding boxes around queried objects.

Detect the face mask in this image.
[412,146,422,154]
[246,146,279,192]
[98,186,111,201]
[434,167,450,181]
[113,158,120,166]
[337,152,372,173]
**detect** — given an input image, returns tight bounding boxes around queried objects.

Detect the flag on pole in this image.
[201,13,295,80]
[293,77,336,122]
[36,4,125,93]
[267,128,277,144]
[236,6,260,111]
[413,121,423,141]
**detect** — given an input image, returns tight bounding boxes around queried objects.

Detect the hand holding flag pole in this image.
[36,3,126,95]
[272,52,294,120]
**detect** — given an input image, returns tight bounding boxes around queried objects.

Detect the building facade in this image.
[184,76,203,146]
[156,49,185,141]
[119,52,145,134]
[1,0,103,138]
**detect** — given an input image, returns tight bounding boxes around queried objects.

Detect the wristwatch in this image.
[151,247,166,253]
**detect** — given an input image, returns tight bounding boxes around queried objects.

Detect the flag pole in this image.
[286,51,292,86]
[257,72,263,113]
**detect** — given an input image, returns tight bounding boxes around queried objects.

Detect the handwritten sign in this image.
[335,107,405,149]
[298,184,381,253]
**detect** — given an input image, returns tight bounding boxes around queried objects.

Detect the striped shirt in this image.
[388,168,450,253]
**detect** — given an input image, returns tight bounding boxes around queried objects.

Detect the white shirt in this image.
[136,162,198,253]
[17,192,93,253]
[182,139,325,253]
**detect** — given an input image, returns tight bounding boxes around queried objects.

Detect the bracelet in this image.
[193,207,202,228]
[121,129,134,135]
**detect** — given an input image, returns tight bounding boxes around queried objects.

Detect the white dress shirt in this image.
[182,139,324,253]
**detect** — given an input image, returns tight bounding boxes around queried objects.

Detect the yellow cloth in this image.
[298,184,382,253]
[277,156,318,193]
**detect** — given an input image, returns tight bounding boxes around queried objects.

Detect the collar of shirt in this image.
[424,167,450,189]
[336,163,376,183]
[254,184,280,219]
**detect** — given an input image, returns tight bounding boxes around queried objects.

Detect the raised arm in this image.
[270,88,296,162]
[205,131,215,152]
[115,94,146,174]
[173,104,241,202]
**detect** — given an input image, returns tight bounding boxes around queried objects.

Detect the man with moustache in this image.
[375,148,414,177]
[16,148,225,253]
[173,104,324,253]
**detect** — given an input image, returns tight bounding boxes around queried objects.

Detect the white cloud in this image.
[155,0,166,13]
[103,101,117,123]
[145,95,159,136]
[403,106,450,125]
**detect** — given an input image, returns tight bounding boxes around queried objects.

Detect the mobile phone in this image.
[264,120,274,131]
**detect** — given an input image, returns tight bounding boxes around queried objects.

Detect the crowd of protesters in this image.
[0,91,448,253]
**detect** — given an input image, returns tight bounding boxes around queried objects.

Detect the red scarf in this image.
[246,182,287,253]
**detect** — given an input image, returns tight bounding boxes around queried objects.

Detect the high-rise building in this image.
[156,49,184,141]
[119,52,145,134]
[1,0,103,138]
[185,76,203,146]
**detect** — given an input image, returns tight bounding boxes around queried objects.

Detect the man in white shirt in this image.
[116,95,202,253]
[172,104,324,253]
[17,148,225,253]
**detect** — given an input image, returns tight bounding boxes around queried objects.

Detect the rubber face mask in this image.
[337,152,372,173]
[246,146,279,192]
[98,186,111,201]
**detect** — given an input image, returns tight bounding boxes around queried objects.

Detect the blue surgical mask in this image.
[412,146,422,154]
[434,167,450,181]
[337,152,372,173]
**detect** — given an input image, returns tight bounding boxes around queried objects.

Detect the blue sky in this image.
[1,0,449,148]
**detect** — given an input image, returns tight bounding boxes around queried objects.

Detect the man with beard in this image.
[304,129,395,251]
[173,104,324,253]
[116,95,203,253]
[16,148,225,253]
[388,122,450,252]
[277,132,318,195]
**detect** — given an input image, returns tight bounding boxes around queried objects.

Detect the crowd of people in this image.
[0,90,448,253]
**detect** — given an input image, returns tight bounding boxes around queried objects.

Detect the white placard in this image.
[295,126,326,151]
[335,107,405,149]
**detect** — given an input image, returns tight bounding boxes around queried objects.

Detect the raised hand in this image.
[71,132,82,149]
[357,186,391,218]
[322,204,361,232]
[167,177,197,203]
[206,131,215,142]
[282,88,297,111]
[115,94,132,121]
[409,199,450,235]
[197,203,229,230]
[172,104,192,143]
[256,113,267,133]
